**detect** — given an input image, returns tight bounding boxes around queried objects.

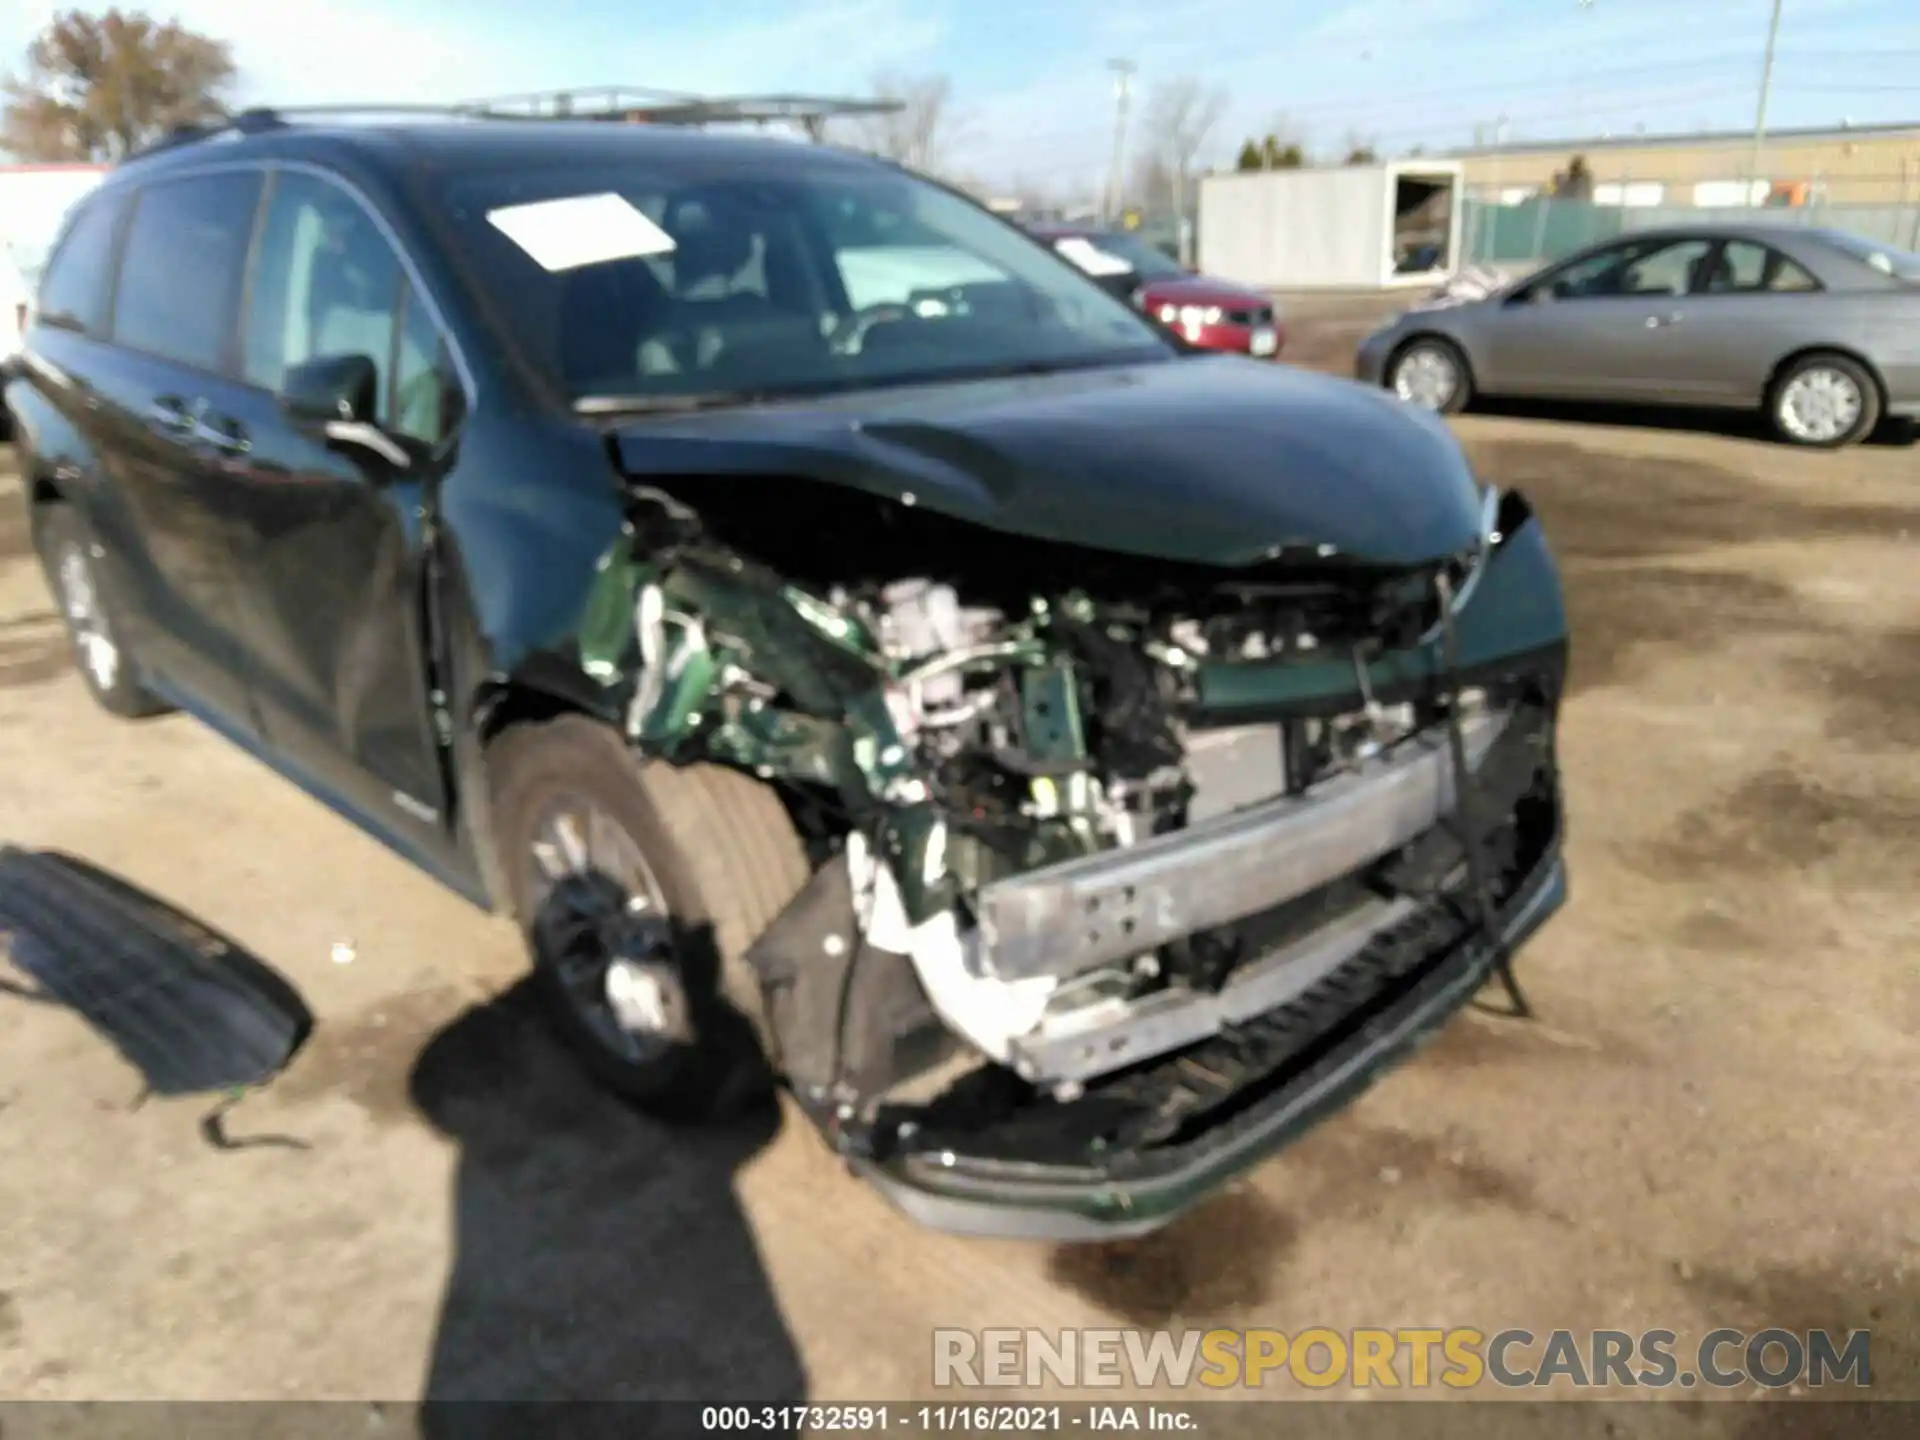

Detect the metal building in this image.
[1197,160,1465,290]
[1440,120,1920,208]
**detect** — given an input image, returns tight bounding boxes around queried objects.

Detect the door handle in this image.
[191,414,251,456]
[1644,312,1685,328]
[148,396,196,431]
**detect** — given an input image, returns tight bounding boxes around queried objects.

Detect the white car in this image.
[0,249,26,436]
[0,249,25,362]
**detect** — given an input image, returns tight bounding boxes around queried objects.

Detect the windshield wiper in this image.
[573,392,771,418]
[938,351,1163,383]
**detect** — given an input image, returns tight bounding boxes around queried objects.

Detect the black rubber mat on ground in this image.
[0,846,312,1095]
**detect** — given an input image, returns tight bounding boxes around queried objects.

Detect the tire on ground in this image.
[1767,350,1880,449]
[487,713,813,1119]
[1387,335,1474,416]
[34,502,172,719]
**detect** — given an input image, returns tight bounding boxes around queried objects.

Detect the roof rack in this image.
[122,88,905,162]
[461,87,903,140]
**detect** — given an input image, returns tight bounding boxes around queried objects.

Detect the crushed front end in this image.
[581,477,1569,1240]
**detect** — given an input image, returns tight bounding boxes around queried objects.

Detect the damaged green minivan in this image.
[9,112,1568,1240]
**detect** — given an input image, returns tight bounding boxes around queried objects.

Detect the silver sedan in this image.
[1355,224,1920,447]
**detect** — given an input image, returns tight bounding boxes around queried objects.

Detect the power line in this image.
[1779,81,1920,94]
[970,86,1771,183]
[950,41,1920,188]
[959,53,1920,163]
[1222,54,1920,124]
[1102,59,1135,223]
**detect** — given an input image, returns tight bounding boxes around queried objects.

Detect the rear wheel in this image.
[1768,352,1879,448]
[35,503,171,719]
[487,714,813,1120]
[1387,337,1473,415]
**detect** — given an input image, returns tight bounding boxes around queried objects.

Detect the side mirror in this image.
[279,353,412,471]
[280,353,378,423]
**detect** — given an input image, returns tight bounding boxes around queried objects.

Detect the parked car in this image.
[7,113,1569,1240]
[1357,224,1920,447]
[1028,222,1284,358]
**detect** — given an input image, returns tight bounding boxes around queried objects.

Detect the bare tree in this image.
[849,71,963,175]
[3,7,234,161]
[1259,112,1311,167]
[1129,76,1228,219]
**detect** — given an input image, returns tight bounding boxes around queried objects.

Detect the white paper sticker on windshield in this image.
[485,192,677,272]
[1054,237,1135,277]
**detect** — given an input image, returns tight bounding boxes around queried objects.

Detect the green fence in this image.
[1461,198,1627,267]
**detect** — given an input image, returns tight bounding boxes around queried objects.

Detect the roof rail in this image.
[118,90,907,162]
[122,106,287,162]
[120,103,504,163]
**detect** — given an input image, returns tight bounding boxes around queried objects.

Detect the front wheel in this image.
[1387,337,1473,415]
[487,715,813,1121]
[1768,353,1880,448]
[35,504,171,719]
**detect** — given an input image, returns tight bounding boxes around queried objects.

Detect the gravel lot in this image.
[1,329,1916,1430]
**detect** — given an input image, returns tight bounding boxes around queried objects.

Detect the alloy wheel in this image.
[1777,366,1863,444]
[1393,346,1458,411]
[57,542,120,692]
[524,799,688,1065]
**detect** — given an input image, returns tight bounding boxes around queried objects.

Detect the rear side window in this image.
[1715,240,1820,294]
[37,192,127,335]
[113,171,263,372]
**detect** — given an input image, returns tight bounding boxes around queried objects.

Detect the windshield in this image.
[1056,231,1187,280]
[1818,229,1920,281]
[431,157,1174,407]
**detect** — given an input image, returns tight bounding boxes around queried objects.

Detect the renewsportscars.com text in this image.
[933,1327,1873,1391]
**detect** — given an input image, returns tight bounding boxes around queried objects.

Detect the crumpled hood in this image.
[609,355,1485,568]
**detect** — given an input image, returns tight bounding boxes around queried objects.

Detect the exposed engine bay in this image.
[579,475,1561,1163]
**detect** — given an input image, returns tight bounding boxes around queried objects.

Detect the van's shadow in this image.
[1471,395,1918,448]
[410,979,806,1433]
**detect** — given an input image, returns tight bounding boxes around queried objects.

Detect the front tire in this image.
[487,714,812,1121]
[1387,337,1473,415]
[1768,352,1879,448]
[35,503,171,719]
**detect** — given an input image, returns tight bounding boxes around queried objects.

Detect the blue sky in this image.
[8,0,1920,190]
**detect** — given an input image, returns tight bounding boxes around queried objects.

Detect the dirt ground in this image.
[1,328,1916,1428]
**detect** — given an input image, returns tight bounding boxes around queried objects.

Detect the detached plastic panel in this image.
[0,846,312,1095]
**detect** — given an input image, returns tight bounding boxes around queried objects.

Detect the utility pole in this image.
[1104,59,1136,225]
[1748,0,1785,204]
[1574,0,1594,136]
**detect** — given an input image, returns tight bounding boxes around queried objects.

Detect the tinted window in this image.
[391,284,450,443]
[1708,240,1819,294]
[114,172,262,371]
[244,174,393,393]
[1620,239,1712,296]
[36,192,126,335]
[434,159,1170,405]
[242,171,452,444]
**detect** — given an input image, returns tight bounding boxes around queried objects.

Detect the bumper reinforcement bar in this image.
[974,709,1506,984]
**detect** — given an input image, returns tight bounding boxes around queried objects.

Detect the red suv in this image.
[1029,224,1284,359]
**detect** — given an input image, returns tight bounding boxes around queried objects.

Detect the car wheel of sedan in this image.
[1768,353,1880,449]
[1388,338,1472,415]
[488,714,813,1121]
[35,503,172,719]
